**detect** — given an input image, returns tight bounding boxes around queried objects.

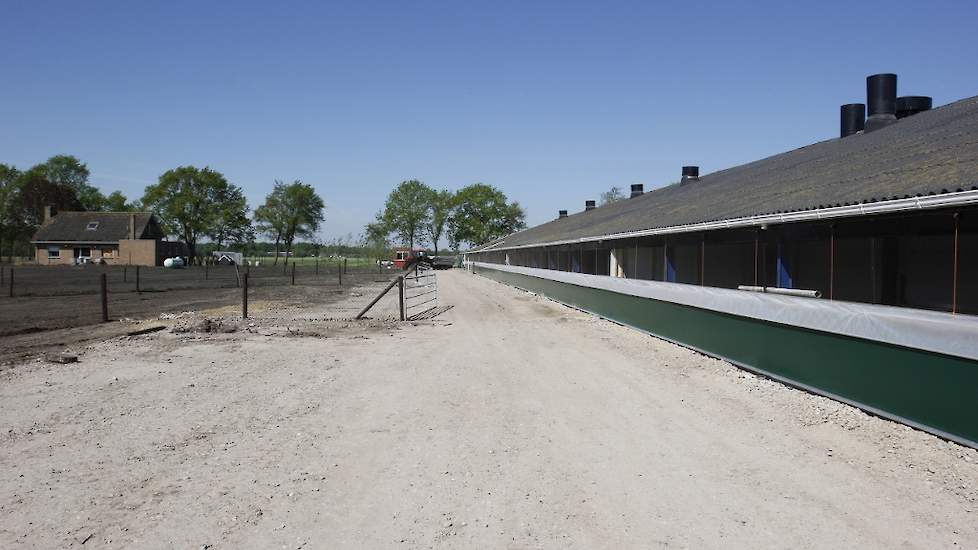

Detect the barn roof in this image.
[474,94,978,251]
[32,212,156,243]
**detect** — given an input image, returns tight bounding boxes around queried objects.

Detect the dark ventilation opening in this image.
[703,229,755,289]
[581,243,597,275]
[669,233,701,284]
[635,238,660,280]
[833,213,955,310]
[595,248,611,276]
[958,211,978,315]
[547,247,558,270]
[570,247,582,273]
[617,238,640,278]
[773,223,831,293]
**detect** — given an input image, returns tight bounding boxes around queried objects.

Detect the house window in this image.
[86,221,99,230]
[47,246,60,258]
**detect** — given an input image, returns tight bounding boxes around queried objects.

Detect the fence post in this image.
[136,265,141,292]
[344,258,348,274]
[291,262,296,285]
[242,272,249,319]
[100,273,109,322]
[8,267,13,298]
[315,257,319,275]
[398,275,405,321]
[205,261,209,280]
[338,265,342,286]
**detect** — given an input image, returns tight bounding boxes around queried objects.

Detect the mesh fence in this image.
[0,263,401,334]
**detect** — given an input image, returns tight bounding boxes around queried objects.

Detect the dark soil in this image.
[0,263,398,365]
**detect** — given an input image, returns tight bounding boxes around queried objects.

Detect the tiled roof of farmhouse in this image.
[32,212,155,243]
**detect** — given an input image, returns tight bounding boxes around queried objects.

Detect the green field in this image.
[243,256,380,269]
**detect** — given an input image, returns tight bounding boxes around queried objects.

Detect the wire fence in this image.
[0,262,401,335]
[0,262,397,298]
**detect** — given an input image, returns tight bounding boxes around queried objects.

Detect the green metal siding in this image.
[474,264,978,448]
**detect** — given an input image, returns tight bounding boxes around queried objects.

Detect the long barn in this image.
[464,74,978,448]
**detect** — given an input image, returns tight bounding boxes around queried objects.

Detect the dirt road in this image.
[1,270,976,548]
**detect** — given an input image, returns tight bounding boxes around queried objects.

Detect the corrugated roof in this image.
[32,212,155,243]
[476,94,978,251]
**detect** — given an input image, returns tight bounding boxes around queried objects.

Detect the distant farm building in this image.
[465,74,978,448]
[32,209,186,266]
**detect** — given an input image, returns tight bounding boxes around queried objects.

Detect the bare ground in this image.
[1,269,977,549]
[0,265,396,365]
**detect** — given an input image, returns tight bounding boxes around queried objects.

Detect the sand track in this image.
[1,270,976,548]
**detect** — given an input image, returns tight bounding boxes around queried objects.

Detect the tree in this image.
[41,155,105,211]
[427,189,455,253]
[0,164,22,260]
[13,165,83,229]
[254,180,325,264]
[142,166,240,264]
[360,227,390,262]
[0,162,86,260]
[600,186,624,205]
[449,183,525,248]
[102,190,136,211]
[373,179,433,249]
[207,185,253,249]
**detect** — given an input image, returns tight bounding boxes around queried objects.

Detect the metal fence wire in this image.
[403,265,437,319]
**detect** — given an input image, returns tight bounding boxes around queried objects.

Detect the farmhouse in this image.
[31,209,185,266]
[465,74,978,447]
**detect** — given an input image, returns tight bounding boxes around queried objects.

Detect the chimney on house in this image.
[129,214,136,239]
[896,96,932,119]
[43,205,52,224]
[558,210,568,219]
[680,166,700,184]
[630,184,644,198]
[585,200,596,211]
[840,103,866,137]
[865,73,898,133]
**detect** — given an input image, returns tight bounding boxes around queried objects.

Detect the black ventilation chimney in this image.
[558,210,568,219]
[840,103,865,138]
[680,166,699,184]
[630,183,644,198]
[865,73,898,133]
[896,96,932,119]
[585,200,596,211]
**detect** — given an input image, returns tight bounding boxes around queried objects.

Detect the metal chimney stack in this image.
[585,200,596,211]
[896,96,932,119]
[840,103,865,137]
[630,184,644,198]
[680,166,699,184]
[865,73,898,133]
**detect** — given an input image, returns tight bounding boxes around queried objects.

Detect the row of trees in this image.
[367,180,526,252]
[0,155,326,265]
[3,154,531,264]
[139,170,325,265]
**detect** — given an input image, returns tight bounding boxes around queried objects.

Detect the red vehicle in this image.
[392,248,428,269]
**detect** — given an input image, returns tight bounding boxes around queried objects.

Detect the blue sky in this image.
[2,0,976,241]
